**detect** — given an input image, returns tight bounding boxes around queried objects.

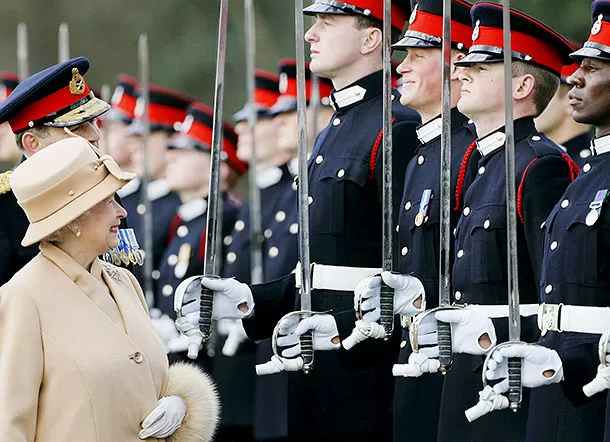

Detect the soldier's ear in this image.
[361,27,382,56]
[21,131,41,157]
[513,73,536,102]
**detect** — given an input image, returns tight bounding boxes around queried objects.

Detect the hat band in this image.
[20,155,123,223]
[114,92,137,120]
[407,10,472,49]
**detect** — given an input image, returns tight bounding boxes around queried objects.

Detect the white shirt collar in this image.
[477,131,507,157]
[330,85,367,111]
[416,117,442,144]
[591,134,610,156]
[117,177,140,198]
[256,166,284,189]
[178,197,207,222]
[147,179,171,202]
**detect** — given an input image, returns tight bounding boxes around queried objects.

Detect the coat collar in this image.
[178,197,208,222]
[591,133,610,156]
[476,117,537,157]
[256,166,284,189]
[416,108,470,144]
[329,70,386,113]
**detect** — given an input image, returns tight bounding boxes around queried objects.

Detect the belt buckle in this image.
[540,303,562,336]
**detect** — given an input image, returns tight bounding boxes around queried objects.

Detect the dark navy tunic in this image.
[393,108,477,442]
[439,117,574,442]
[563,131,593,169]
[243,70,421,439]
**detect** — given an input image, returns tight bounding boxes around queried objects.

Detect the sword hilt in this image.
[379,280,394,339]
[199,284,215,342]
[300,330,314,373]
[438,320,453,374]
[508,356,522,411]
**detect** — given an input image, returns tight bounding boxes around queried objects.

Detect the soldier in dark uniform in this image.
[356,1,476,440]
[118,84,191,298]
[405,4,578,441]
[483,3,610,440]
[536,59,593,168]
[177,1,422,440]
[0,57,112,286]
[0,72,20,172]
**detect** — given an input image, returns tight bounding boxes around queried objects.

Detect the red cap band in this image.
[113,92,137,120]
[349,0,408,30]
[588,19,610,48]
[146,102,188,128]
[408,9,472,49]
[255,88,280,108]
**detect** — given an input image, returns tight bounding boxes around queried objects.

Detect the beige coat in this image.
[0,242,219,442]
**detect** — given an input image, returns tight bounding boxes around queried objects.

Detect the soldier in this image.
[177,1,423,440]
[118,84,191,291]
[0,72,20,172]
[483,2,610,440]
[103,74,139,171]
[406,3,578,440]
[0,57,111,285]
[535,60,593,168]
[353,1,477,440]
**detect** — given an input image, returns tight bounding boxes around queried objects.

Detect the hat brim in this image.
[303,3,350,16]
[393,34,441,50]
[270,98,298,116]
[232,106,273,123]
[168,135,210,152]
[570,46,610,61]
[45,97,110,128]
[22,171,133,247]
[454,52,502,66]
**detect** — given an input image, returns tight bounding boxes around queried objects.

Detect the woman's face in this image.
[78,196,127,254]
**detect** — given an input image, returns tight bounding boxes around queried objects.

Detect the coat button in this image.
[137,204,146,215]
[583,163,591,173]
[275,211,286,222]
[453,228,457,236]
[484,220,490,229]
[316,155,324,164]
[177,225,189,237]
[264,229,273,238]
[396,225,400,233]
[540,221,546,229]
[268,246,279,258]
[405,201,412,211]
[167,254,178,266]
[308,196,314,205]
[478,166,486,175]
[223,235,233,245]
[235,220,245,231]
[131,352,144,364]
[400,340,407,349]
[455,291,462,301]
[152,270,160,280]
[550,241,558,250]
[227,252,237,263]
[457,249,464,258]
[580,149,591,159]
[417,155,425,165]
[162,284,173,297]
[561,199,570,208]
[545,284,553,294]
[333,118,341,126]
[463,207,471,216]
[337,169,345,178]
[401,247,408,256]
[290,223,298,235]
[532,135,541,141]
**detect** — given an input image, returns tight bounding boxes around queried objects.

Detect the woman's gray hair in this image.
[44,209,93,243]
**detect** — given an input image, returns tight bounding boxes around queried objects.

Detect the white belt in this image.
[538,303,610,335]
[294,262,381,292]
[467,304,539,318]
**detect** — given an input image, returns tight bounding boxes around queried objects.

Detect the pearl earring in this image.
[75,229,82,238]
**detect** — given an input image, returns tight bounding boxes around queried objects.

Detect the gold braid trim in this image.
[0,171,12,195]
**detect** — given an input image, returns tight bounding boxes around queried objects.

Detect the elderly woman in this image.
[0,137,218,442]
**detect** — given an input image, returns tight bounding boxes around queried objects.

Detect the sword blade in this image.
[17,23,29,81]
[58,23,70,63]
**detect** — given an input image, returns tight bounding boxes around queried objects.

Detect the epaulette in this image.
[0,171,12,195]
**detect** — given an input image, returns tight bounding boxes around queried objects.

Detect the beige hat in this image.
[10,137,135,246]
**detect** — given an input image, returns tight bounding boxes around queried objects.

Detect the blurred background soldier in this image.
[102,73,139,171]
[118,84,191,294]
[535,56,593,168]
[0,57,111,285]
[0,72,20,172]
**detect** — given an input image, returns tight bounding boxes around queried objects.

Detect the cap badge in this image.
[134,97,145,119]
[409,4,418,25]
[69,67,86,95]
[279,72,288,94]
[181,114,194,134]
[111,86,124,107]
[472,20,480,41]
[592,14,603,36]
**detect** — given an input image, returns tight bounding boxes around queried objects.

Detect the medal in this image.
[135,249,145,266]
[414,189,433,227]
[586,189,608,226]
[175,243,192,279]
[128,251,138,264]
[112,250,122,266]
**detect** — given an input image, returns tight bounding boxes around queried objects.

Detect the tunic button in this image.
[484,220,490,229]
[308,196,314,205]
[396,225,400,233]
[453,228,457,236]
[223,235,233,245]
[167,254,178,266]
[545,284,553,294]
[463,207,471,216]
[264,229,273,238]
[391,94,396,101]
[580,149,591,159]
[290,223,298,235]
[540,221,546,229]
[268,246,279,258]
[550,241,558,250]
[561,199,570,208]
[583,163,591,173]
[532,135,541,141]
[235,220,245,231]
[131,352,143,364]
[316,155,324,164]
[177,225,189,237]
[337,168,345,178]
[457,249,464,258]
[401,247,408,256]
[275,211,286,222]
[455,291,462,301]
[151,270,160,280]
[478,166,486,175]
[137,204,146,215]
[418,155,425,165]
[162,284,173,297]
[227,252,237,263]
[333,118,341,126]
[405,201,412,211]
[400,340,407,349]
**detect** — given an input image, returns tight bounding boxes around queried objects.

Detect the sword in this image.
[294,0,314,373]
[17,23,29,81]
[199,0,230,343]
[310,73,320,149]
[437,0,454,375]
[58,23,70,63]
[138,33,155,309]
[378,0,395,339]
[99,84,112,154]
[245,0,264,285]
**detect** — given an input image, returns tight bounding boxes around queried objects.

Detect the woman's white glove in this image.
[139,395,186,439]
[354,271,425,322]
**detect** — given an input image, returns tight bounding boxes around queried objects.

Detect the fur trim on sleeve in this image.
[166,362,220,442]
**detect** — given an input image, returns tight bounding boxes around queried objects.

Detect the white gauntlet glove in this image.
[139,395,186,439]
[583,331,610,397]
[435,308,497,355]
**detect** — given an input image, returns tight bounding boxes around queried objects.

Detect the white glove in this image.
[276,314,341,358]
[139,395,186,439]
[464,385,509,422]
[172,315,204,359]
[583,332,610,397]
[221,320,249,357]
[150,314,179,349]
[486,343,564,393]
[342,319,387,350]
[435,308,497,355]
[203,277,254,319]
[354,271,426,322]
[393,352,441,377]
